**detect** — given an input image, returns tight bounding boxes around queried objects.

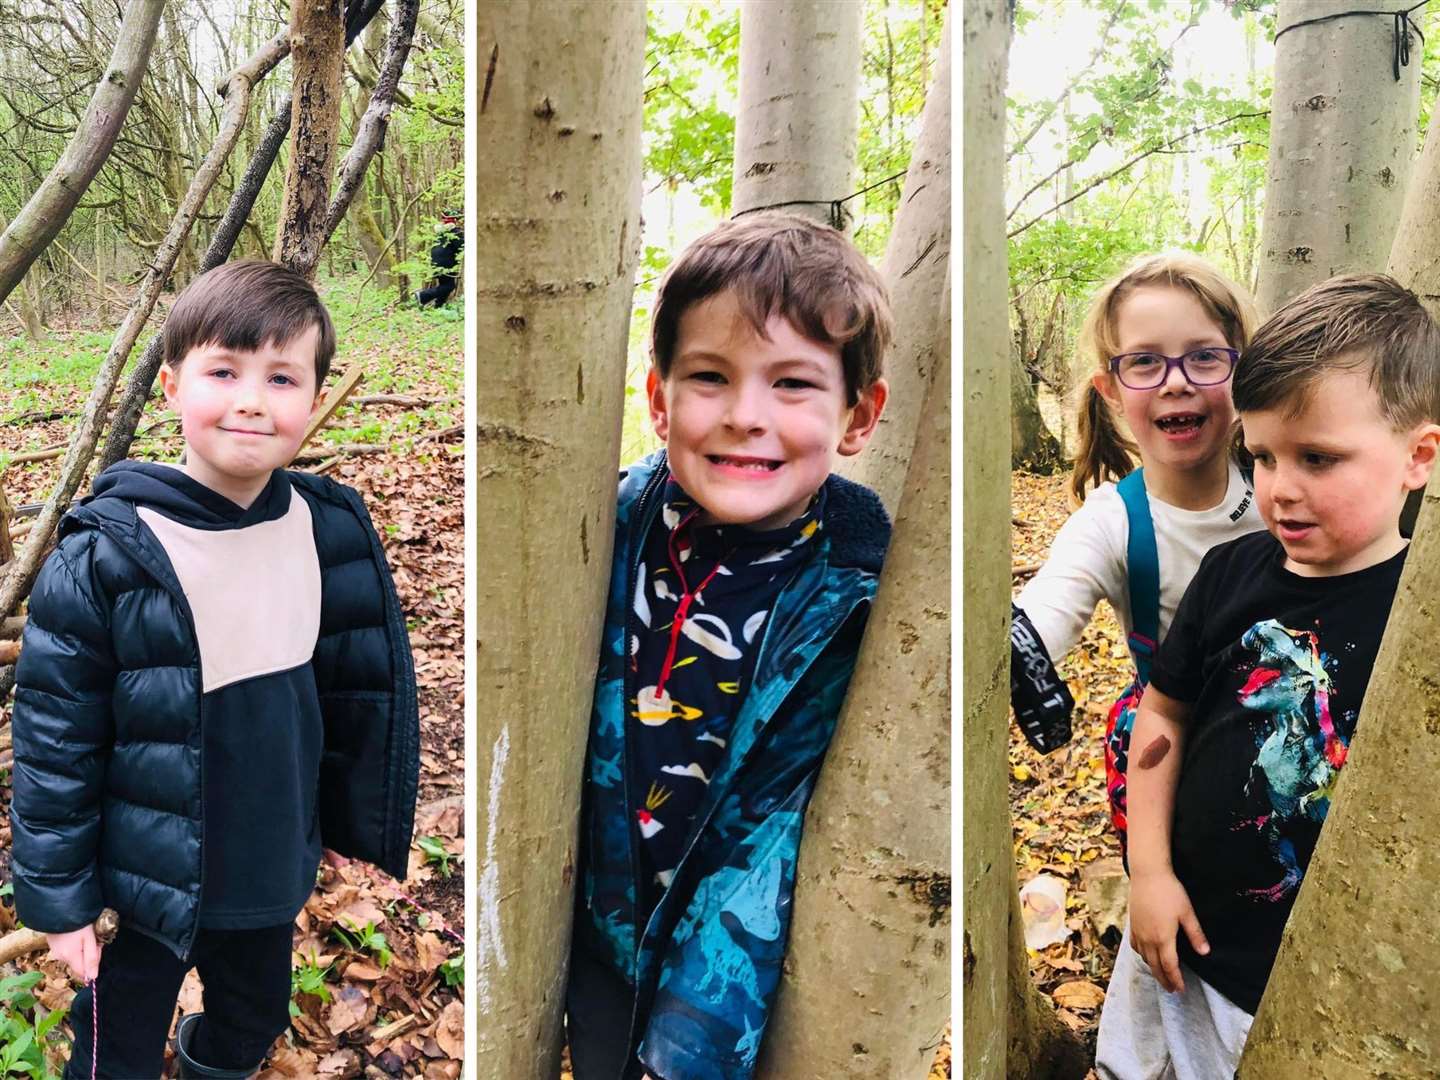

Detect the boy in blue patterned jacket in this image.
[567,212,894,1080]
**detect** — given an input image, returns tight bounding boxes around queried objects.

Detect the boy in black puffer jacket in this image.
[8,261,419,1079]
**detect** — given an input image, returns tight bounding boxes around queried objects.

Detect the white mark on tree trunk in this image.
[476,724,511,1009]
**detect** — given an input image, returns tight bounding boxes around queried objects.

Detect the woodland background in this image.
[0,1,464,1077]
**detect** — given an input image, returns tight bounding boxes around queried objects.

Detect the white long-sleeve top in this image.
[1016,463,1264,665]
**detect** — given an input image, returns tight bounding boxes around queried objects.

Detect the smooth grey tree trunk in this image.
[731,0,863,227]
[759,273,950,1080]
[471,3,645,1075]
[963,2,1011,1077]
[838,16,951,513]
[0,0,163,307]
[1386,100,1440,320]
[1255,0,1420,312]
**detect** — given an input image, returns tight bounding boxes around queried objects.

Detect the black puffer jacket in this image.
[8,469,418,959]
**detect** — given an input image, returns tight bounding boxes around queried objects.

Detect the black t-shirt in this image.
[1149,530,1407,1014]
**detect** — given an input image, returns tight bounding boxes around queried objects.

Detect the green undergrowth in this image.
[0,273,462,461]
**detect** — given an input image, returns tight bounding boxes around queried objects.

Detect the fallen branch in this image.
[0,615,24,640]
[0,908,118,967]
[291,444,389,464]
[0,640,17,665]
[418,424,462,445]
[1013,560,1042,580]
[299,367,365,454]
[354,394,433,408]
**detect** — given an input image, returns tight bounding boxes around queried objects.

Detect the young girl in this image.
[1011,252,1264,852]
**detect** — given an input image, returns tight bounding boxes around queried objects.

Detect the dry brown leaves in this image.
[1011,470,1130,1047]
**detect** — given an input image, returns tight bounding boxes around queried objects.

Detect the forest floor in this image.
[1012,469,1132,1073]
[0,275,465,1079]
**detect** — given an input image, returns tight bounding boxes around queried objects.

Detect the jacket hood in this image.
[88,461,290,530]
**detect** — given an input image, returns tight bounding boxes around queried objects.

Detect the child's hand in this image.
[46,925,101,982]
[1129,869,1209,994]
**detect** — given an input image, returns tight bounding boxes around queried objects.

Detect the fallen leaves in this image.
[1012,470,1130,1048]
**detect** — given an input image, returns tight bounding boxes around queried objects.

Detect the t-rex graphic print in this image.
[1234,619,1349,901]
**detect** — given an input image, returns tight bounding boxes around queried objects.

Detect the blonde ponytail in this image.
[1069,381,1138,505]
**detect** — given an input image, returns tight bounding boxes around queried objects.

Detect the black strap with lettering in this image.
[1010,603,1075,753]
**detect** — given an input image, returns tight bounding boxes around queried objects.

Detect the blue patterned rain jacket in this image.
[576,451,890,1079]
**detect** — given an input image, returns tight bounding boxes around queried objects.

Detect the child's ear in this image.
[837,378,888,457]
[647,366,670,441]
[309,384,327,420]
[1403,422,1440,490]
[158,364,181,409]
[1091,370,1122,408]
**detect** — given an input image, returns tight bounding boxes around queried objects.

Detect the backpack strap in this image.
[1117,468,1160,686]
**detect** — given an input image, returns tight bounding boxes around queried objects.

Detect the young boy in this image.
[567,213,893,1080]
[1096,274,1440,1077]
[8,260,419,1079]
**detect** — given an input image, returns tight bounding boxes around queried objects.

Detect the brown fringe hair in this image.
[1067,252,1259,504]
[163,259,337,386]
[650,212,893,405]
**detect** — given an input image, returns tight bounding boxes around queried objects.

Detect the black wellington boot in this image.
[173,1014,262,1079]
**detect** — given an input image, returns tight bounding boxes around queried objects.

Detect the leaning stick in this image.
[0,908,119,966]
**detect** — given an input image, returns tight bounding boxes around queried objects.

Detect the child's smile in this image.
[648,290,885,531]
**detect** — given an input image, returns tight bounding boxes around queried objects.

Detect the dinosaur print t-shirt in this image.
[630,478,824,916]
[1149,530,1406,1013]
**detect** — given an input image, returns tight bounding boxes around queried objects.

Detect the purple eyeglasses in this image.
[1109,347,1238,390]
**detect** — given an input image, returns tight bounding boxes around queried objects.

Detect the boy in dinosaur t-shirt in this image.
[1097,274,1440,1077]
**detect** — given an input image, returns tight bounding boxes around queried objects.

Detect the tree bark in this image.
[1005,884,1089,1079]
[470,3,645,1075]
[1386,100,1440,321]
[837,16,951,513]
[759,275,949,1079]
[962,3,1012,1078]
[0,0,164,307]
[274,0,346,276]
[1255,0,1421,312]
[731,0,863,227]
[1011,349,1063,473]
[1239,75,1440,1079]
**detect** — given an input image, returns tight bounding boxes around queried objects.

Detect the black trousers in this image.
[418,274,457,307]
[65,923,292,1079]
[566,944,644,1080]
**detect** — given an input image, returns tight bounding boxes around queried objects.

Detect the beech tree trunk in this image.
[470,3,645,1075]
[274,0,346,276]
[731,0,863,227]
[1239,79,1440,1079]
[1255,0,1420,312]
[760,275,950,1079]
[1011,349,1063,473]
[0,0,163,306]
[1386,105,1440,320]
[838,16,951,513]
[1005,884,1087,1079]
[962,3,1012,1077]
